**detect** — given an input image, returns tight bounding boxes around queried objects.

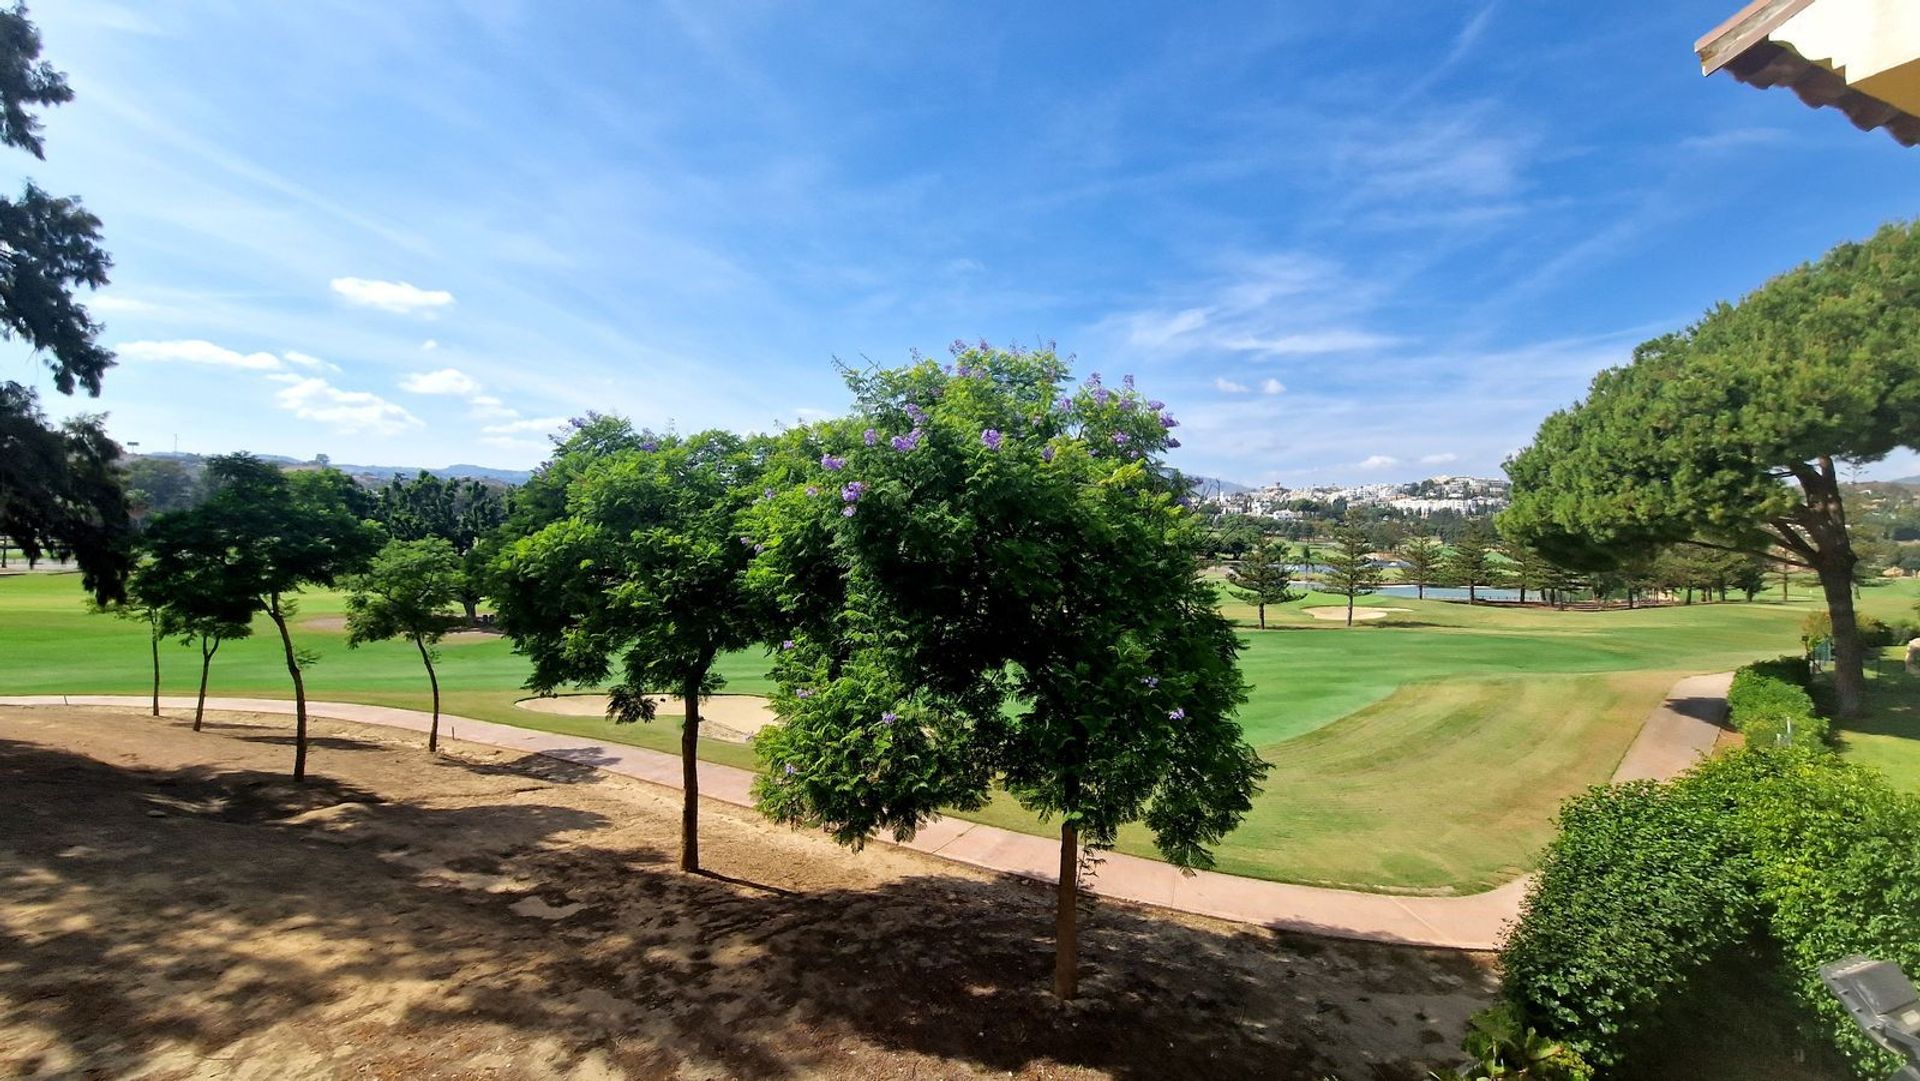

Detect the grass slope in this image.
[5,571,1905,891]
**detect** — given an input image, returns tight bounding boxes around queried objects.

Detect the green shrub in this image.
[1804,609,1899,649]
[1727,662,1826,748]
[1428,1004,1593,1081]
[1504,747,1920,1079]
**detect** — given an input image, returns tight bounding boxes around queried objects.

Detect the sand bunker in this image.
[1301,606,1411,623]
[515,693,778,743]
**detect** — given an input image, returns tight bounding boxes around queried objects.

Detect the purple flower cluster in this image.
[1041,445,1056,463]
[863,428,879,446]
[783,763,797,777]
[639,440,659,452]
[949,338,968,356]
[841,506,857,517]
[1141,676,1159,688]
[1055,396,1073,413]
[904,402,928,425]
[1167,437,1182,449]
[980,428,1003,451]
[1168,708,1186,721]
[890,428,924,452]
[841,481,866,503]
[763,487,775,501]
[805,486,819,497]
[880,711,897,726]
[781,639,796,651]
[1147,399,1165,411]
[739,536,755,547]
[1159,412,1179,429]
[821,454,847,472]
[1111,431,1130,446]
[1092,387,1111,405]
[1122,373,1135,390]
[795,688,814,699]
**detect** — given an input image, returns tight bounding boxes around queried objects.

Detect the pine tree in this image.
[1224,541,1302,629]
[1321,526,1384,626]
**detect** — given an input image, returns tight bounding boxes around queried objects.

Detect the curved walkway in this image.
[0,672,1731,952]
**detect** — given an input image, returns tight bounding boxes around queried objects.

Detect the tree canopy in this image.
[745,347,1267,998]
[1224,540,1301,629]
[346,537,464,751]
[492,425,766,871]
[1504,221,1920,715]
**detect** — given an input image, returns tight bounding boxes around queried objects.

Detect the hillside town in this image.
[1198,475,1512,520]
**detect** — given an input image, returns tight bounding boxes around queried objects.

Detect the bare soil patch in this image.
[517,693,778,743]
[0,705,1493,1080]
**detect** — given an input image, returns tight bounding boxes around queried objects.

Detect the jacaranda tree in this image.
[746,345,1268,999]
[492,425,765,872]
[1504,222,1920,717]
[138,509,254,731]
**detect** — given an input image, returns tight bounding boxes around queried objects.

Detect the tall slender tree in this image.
[748,349,1267,1000]
[492,428,765,872]
[1504,223,1920,717]
[345,537,465,751]
[1443,522,1497,605]
[1224,541,1302,629]
[1396,535,1444,600]
[139,508,255,730]
[1320,526,1384,626]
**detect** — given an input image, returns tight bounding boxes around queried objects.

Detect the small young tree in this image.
[345,537,464,751]
[1224,541,1301,629]
[1444,522,1496,604]
[97,563,172,717]
[1320,526,1384,626]
[492,427,764,873]
[171,455,381,779]
[1397,535,1444,599]
[748,349,1267,1000]
[139,510,254,730]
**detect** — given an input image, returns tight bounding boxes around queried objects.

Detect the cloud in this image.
[91,295,160,314]
[467,394,518,420]
[1213,377,1249,394]
[330,277,455,314]
[1679,127,1789,153]
[1358,455,1400,470]
[400,367,483,396]
[283,350,341,373]
[1127,307,1210,349]
[483,416,571,435]
[1218,330,1400,356]
[118,339,282,371]
[1261,378,1285,395]
[421,339,439,351]
[274,377,422,435]
[1420,452,1459,465]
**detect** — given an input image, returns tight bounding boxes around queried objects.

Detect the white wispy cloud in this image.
[1261,378,1285,395]
[1104,255,1399,363]
[1420,452,1459,465]
[275,376,423,435]
[283,350,341,373]
[420,339,439,351]
[482,416,570,435]
[400,367,483,396]
[1214,377,1250,394]
[466,394,517,420]
[330,276,455,314]
[91,294,160,314]
[1217,331,1399,357]
[1678,127,1789,153]
[1358,454,1400,470]
[118,339,283,371]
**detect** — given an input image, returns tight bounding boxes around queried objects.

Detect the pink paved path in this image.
[0,673,1729,952]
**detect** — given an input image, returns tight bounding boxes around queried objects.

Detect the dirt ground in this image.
[0,705,1496,1080]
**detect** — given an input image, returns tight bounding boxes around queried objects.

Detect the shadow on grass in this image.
[0,734,1488,1081]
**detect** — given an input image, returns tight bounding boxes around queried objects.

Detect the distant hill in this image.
[134,452,534,486]
[1187,475,1253,496]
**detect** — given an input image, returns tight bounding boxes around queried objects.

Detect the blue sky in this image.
[11,1,1919,483]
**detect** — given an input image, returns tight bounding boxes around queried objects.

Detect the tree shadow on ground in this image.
[234,733,387,752]
[432,748,614,785]
[0,731,1490,1081]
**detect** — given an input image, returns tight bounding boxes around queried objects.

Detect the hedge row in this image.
[1726,657,1827,748]
[1502,747,1920,1078]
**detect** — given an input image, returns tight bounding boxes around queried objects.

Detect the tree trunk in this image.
[194,636,219,732]
[1054,818,1079,1001]
[415,635,441,752]
[1468,581,1477,605]
[1256,602,1265,630]
[1417,580,1425,600]
[1345,592,1355,626]
[1519,584,1529,605]
[149,613,161,718]
[266,596,311,782]
[463,598,478,624]
[681,675,701,873]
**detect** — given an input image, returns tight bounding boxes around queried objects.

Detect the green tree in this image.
[1320,525,1383,626]
[1443,522,1497,604]
[747,349,1268,1000]
[137,510,255,729]
[0,6,128,601]
[1396,534,1444,600]
[492,428,764,872]
[1504,223,1920,717]
[96,562,173,718]
[175,454,382,779]
[1224,540,1301,628]
[124,457,202,520]
[371,471,510,621]
[1501,540,1557,605]
[345,538,464,751]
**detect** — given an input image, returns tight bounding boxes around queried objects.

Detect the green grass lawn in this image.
[6,570,1906,892]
